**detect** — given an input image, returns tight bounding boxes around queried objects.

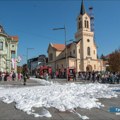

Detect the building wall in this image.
[56,51,62,59]
[0,31,18,73]
[68,58,76,69]
[48,39,104,72]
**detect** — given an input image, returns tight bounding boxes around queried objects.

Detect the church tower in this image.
[75,0,98,71]
[47,0,104,73]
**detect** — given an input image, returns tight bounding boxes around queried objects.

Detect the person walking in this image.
[18,73,22,81]
[12,71,16,81]
[92,71,95,83]
[22,64,29,85]
[73,71,76,81]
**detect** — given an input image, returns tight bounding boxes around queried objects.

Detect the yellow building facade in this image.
[47,1,104,73]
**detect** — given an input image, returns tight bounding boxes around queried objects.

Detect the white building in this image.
[0,25,18,73]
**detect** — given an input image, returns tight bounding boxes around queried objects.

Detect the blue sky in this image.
[0,0,120,65]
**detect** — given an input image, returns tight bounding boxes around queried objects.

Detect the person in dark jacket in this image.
[4,72,9,81]
[92,71,95,83]
[12,71,16,81]
[22,64,29,85]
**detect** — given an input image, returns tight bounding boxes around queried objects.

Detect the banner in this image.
[12,58,16,69]
[17,56,22,63]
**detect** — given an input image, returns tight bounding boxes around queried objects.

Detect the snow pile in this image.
[0,83,118,119]
[30,77,54,85]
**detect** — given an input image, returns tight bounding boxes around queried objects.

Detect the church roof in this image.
[80,0,86,15]
[52,44,65,51]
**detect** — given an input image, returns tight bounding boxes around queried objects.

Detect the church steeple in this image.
[80,0,86,15]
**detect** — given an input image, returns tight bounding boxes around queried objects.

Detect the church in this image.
[47,0,104,74]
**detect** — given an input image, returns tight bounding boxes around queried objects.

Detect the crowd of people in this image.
[1,65,120,85]
[49,70,120,84]
[0,64,29,85]
[78,71,120,84]
[0,71,23,81]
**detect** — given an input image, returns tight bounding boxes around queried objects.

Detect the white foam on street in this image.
[0,81,118,120]
[30,77,54,85]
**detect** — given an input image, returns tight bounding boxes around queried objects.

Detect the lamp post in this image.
[53,25,68,81]
[26,48,34,75]
[26,48,34,64]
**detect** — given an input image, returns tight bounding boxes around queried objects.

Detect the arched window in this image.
[79,21,82,29]
[84,20,89,28]
[0,42,3,50]
[87,21,89,28]
[87,47,90,56]
[84,20,87,28]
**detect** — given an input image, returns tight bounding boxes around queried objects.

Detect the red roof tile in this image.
[52,44,65,51]
[10,36,18,41]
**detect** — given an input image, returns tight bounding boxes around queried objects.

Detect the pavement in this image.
[0,78,120,120]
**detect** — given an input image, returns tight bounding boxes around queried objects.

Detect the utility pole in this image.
[53,25,68,81]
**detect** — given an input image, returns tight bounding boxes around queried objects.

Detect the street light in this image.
[26,47,34,68]
[26,48,34,75]
[52,25,68,81]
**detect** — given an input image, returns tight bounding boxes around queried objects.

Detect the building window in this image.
[87,47,90,56]
[93,50,95,54]
[49,53,53,61]
[11,51,15,58]
[0,42,3,50]
[87,21,89,28]
[84,20,89,28]
[70,51,72,56]
[73,49,75,54]
[84,20,87,28]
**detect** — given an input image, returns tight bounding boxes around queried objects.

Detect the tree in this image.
[100,54,106,61]
[108,49,120,72]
